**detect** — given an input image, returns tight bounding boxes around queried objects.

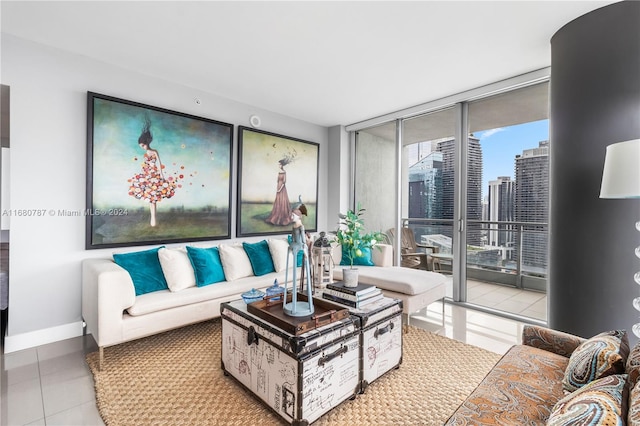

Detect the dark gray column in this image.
[549,1,640,341]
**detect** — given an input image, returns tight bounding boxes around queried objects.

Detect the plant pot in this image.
[342,267,359,288]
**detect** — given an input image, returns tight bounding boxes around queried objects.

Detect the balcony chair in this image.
[386,227,437,271]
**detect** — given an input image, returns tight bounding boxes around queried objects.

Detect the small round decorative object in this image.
[241,288,265,304]
[266,279,284,301]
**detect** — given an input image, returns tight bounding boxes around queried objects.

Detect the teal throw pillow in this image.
[243,240,276,276]
[287,235,304,267]
[340,246,374,266]
[186,246,226,286]
[113,247,168,296]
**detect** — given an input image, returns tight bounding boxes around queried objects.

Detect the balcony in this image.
[402,219,547,322]
[437,276,547,321]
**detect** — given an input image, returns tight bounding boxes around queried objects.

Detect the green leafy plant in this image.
[334,204,384,268]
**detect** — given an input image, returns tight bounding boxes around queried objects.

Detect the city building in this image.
[515,141,549,272]
[408,151,443,221]
[407,136,483,246]
[436,136,483,246]
[487,176,515,259]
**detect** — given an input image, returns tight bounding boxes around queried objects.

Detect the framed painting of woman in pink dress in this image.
[237,126,319,237]
[86,92,233,249]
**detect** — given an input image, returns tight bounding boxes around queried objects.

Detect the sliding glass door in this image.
[466,82,549,321]
[401,108,457,280]
[351,72,550,323]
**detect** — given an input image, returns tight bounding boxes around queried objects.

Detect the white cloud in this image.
[477,128,506,139]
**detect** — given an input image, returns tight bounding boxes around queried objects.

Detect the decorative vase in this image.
[342,267,359,288]
[266,279,284,301]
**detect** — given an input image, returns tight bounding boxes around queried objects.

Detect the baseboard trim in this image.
[4,321,84,353]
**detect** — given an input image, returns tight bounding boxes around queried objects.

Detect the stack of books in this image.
[322,281,383,308]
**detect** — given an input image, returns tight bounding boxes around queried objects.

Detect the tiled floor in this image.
[412,301,531,355]
[1,283,543,426]
[1,334,102,426]
[465,279,547,321]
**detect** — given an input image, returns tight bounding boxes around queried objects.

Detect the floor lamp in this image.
[599,139,640,337]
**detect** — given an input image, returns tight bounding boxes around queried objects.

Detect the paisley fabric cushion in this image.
[626,343,640,389]
[444,344,569,425]
[628,380,640,425]
[548,374,628,426]
[562,330,629,393]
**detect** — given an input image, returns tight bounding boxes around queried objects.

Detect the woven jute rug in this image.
[86,319,501,425]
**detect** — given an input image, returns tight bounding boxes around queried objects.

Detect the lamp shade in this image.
[600,139,640,199]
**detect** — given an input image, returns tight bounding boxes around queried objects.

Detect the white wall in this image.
[1,148,8,231]
[1,35,329,352]
[327,126,351,225]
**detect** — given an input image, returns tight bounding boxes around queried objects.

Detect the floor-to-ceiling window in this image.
[401,108,457,275]
[466,82,549,321]
[350,71,549,323]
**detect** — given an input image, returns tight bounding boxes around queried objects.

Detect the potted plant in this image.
[334,204,384,287]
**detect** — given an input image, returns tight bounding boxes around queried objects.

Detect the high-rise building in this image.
[406,136,483,245]
[515,141,549,271]
[487,176,515,249]
[436,136,483,245]
[406,142,434,169]
[408,151,443,220]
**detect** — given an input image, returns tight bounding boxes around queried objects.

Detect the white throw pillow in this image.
[267,238,290,272]
[218,243,254,281]
[157,247,196,292]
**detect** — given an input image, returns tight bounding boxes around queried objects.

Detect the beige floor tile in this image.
[5,378,45,425]
[493,298,535,313]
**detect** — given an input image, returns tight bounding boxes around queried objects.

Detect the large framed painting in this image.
[237,126,319,237]
[86,92,233,249]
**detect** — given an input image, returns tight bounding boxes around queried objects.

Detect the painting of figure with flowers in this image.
[86,92,233,249]
[237,126,318,237]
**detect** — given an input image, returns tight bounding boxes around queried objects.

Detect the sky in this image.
[474,119,549,198]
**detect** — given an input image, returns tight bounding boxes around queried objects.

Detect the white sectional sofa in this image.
[82,238,297,369]
[82,240,447,369]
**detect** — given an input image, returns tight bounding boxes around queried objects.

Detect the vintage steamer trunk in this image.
[220,300,360,426]
[354,297,403,391]
[320,293,403,392]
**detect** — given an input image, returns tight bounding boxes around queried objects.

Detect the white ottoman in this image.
[334,266,447,331]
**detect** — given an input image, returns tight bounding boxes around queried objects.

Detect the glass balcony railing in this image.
[403,218,548,293]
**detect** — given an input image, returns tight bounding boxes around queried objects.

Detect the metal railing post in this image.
[516,224,523,289]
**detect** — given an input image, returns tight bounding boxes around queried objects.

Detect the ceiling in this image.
[0,1,617,128]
